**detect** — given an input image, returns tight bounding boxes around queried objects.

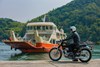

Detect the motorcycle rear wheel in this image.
[79,49,92,62]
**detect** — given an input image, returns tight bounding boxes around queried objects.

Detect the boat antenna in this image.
[42,15,46,22]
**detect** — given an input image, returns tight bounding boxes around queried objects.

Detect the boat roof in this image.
[27,22,56,27]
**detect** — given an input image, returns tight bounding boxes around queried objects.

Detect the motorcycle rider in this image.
[63,26,80,61]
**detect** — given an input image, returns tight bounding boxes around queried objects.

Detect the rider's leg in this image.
[72,44,79,61]
[68,44,74,52]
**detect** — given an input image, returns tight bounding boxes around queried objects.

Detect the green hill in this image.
[29,0,100,44]
[0,18,25,41]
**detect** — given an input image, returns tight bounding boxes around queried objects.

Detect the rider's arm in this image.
[63,35,73,41]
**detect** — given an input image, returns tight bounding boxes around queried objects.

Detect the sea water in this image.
[0,42,100,61]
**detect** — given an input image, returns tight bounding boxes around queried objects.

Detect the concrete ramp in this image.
[0,60,100,67]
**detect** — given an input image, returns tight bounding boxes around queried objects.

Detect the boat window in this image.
[37,26,41,30]
[50,26,52,30]
[46,26,48,30]
[42,26,45,30]
[28,26,32,30]
[34,26,37,30]
[30,26,32,30]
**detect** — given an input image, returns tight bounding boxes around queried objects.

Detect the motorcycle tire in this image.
[49,48,62,61]
[79,49,92,62]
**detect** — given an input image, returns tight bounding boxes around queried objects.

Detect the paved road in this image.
[0,59,100,67]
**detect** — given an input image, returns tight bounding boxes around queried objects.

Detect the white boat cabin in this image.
[23,22,66,44]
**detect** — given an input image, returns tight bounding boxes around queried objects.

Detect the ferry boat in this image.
[3,22,66,53]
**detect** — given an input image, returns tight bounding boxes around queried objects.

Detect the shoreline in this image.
[0,59,100,67]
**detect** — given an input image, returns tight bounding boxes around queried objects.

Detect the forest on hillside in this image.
[0,18,25,40]
[29,0,100,44]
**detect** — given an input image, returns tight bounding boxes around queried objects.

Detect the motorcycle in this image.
[49,40,92,62]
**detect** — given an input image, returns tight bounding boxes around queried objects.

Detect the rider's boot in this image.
[72,53,78,61]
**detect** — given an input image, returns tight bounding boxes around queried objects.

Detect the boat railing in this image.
[26,30,53,34]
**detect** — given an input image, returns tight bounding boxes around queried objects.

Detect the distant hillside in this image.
[29,0,100,44]
[0,18,25,41]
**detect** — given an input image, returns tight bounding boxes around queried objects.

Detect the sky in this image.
[0,0,72,22]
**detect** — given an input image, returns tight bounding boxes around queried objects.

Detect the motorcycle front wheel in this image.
[79,49,92,62]
[49,48,62,61]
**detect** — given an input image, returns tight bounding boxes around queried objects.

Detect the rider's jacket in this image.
[64,31,80,45]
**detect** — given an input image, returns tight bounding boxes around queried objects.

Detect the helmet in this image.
[70,26,76,32]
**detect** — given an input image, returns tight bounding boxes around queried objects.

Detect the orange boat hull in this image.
[3,41,58,53]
